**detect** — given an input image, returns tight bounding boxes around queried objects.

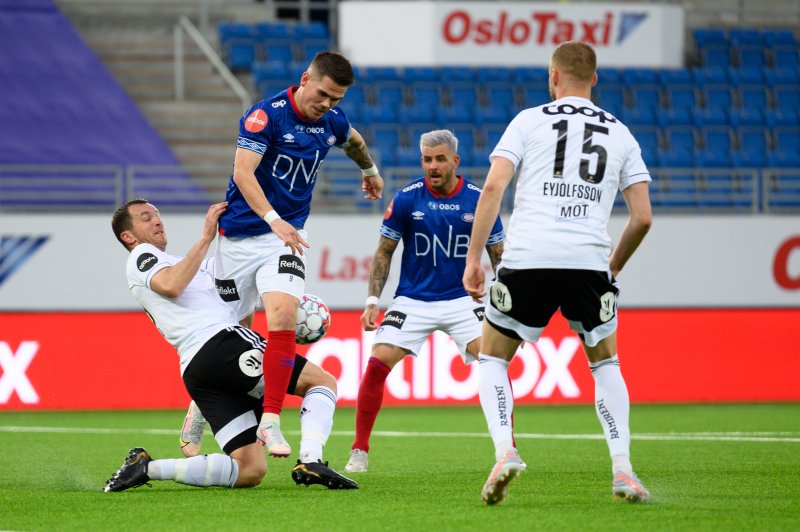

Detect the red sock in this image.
[352,357,392,452]
[262,330,296,415]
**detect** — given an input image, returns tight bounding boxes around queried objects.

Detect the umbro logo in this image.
[0,235,49,287]
[283,133,295,143]
[411,211,425,220]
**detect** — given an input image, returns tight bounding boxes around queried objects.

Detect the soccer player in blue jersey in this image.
[214,52,384,458]
[343,130,505,473]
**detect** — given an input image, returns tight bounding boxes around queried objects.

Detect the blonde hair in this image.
[551,41,597,82]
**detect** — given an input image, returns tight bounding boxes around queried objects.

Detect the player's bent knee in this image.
[294,362,337,396]
[231,444,267,487]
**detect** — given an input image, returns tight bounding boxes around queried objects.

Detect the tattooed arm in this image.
[361,236,399,331]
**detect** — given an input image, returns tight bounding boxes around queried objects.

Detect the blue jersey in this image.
[219,87,352,237]
[381,176,504,301]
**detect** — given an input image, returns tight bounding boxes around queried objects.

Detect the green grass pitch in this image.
[0,404,798,531]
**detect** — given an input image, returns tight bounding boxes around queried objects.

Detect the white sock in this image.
[478,354,515,460]
[148,454,239,487]
[590,355,632,473]
[298,386,337,463]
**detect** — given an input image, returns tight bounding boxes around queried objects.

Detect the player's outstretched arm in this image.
[464,157,515,300]
[609,182,653,278]
[361,236,398,330]
[150,202,228,298]
[342,127,383,200]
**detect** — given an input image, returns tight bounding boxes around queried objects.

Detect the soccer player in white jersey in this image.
[343,130,505,473]
[463,41,653,505]
[215,52,384,459]
[105,199,357,492]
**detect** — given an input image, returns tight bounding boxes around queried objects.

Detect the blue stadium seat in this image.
[763,67,800,87]
[774,86,800,110]
[732,148,766,167]
[621,105,657,126]
[513,67,549,84]
[659,69,693,85]
[253,21,291,42]
[657,106,693,128]
[476,67,513,83]
[738,86,769,109]
[263,43,293,62]
[337,100,361,122]
[773,47,800,69]
[259,80,289,98]
[522,85,550,108]
[439,66,476,82]
[399,103,436,124]
[361,104,399,124]
[768,149,800,168]
[402,67,438,83]
[370,125,402,151]
[395,147,422,166]
[665,127,697,151]
[450,125,476,153]
[736,127,770,155]
[218,22,253,44]
[294,22,328,40]
[701,126,733,152]
[729,28,762,46]
[728,66,764,85]
[342,84,366,106]
[693,28,728,48]
[300,41,328,62]
[702,46,731,67]
[764,108,799,127]
[630,126,660,152]
[486,85,516,108]
[693,107,729,127]
[436,105,473,124]
[373,82,406,106]
[287,61,307,82]
[703,85,734,111]
[775,127,800,151]
[469,146,493,167]
[481,124,506,149]
[363,66,401,82]
[762,29,799,48]
[252,60,289,88]
[597,68,623,84]
[475,105,509,124]
[693,66,729,86]
[729,108,764,127]
[448,84,479,108]
[639,144,659,168]
[407,123,440,145]
[595,84,626,111]
[665,85,697,108]
[410,84,441,106]
[736,45,767,69]
[622,68,659,85]
[630,85,661,109]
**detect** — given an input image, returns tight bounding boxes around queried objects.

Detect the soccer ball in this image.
[296,293,331,345]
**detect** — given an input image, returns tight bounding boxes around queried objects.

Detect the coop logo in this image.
[278,255,306,279]
[441,9,648,46]
[245,109,268,132]
[0,341,39,404]
[215,278,240,302]
[271,100,287,108]
[0,235,49,287]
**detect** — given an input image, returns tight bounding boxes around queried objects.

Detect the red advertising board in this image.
[1,309,797,410]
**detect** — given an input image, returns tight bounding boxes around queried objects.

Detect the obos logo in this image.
[245,109,268,133]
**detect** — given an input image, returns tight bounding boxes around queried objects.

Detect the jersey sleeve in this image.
[379,192,406,241]
[488,215,505,245]
[330,107,352,147]
[490,110,529,169]
[619,130,652,190]
[126,243,172,291]
[237,101,272,156]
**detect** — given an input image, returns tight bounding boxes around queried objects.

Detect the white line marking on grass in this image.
[1,426,799,443]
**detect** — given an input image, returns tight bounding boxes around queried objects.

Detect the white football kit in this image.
[492,96,651,271]
[127,243,239,374]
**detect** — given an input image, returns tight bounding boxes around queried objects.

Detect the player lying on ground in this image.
[105,199,356,491]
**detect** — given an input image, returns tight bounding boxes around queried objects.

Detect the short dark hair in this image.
[308,51,355,87]
[111,198,148,249]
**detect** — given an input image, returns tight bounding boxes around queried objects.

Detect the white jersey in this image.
[491,96,651,270]
[126,243,239,374]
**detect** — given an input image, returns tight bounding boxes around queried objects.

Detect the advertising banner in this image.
[1,214,799,310]
[339,2,684,67]
[1,309,797,410]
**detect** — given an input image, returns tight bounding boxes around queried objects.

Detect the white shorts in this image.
[214,231,309,321]
[374,295,485,363]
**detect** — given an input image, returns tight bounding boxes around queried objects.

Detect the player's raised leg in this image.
[345,344,408,473]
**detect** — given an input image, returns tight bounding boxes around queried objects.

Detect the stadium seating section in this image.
[221,23,799,211]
